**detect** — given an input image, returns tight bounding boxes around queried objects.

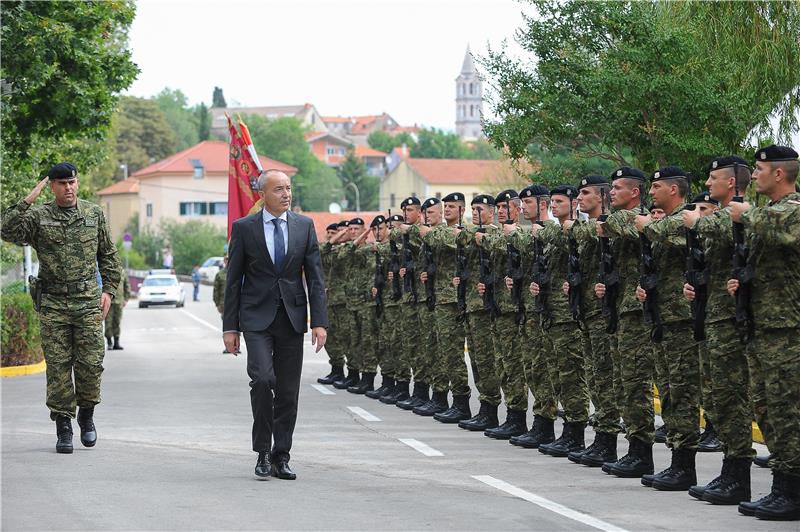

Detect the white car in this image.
[198,256,224,280]
[138,274,186,308]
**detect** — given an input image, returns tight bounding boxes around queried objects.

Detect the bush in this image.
[115,241,147,270]
[131,226,166,268]
[161,219,226,275]
[1,292,44,367]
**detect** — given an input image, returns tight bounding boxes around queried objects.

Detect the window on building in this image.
[179,202,208,216]
[390,193,396,208]
[338,147,346,156]
[326,146,336,156]
[209,202,228,216]
[469,83,474,95]
[191,159,204,179]
[146,203,153,218]
[470,105,474,117]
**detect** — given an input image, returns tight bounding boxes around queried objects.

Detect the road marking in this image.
[180,309,220,332]
[472,475,628,532]
[398,438,443,457]
[311,384,335,395]
[347,406,381,422]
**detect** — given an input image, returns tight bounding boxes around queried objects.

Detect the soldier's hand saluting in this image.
[24,176,50,205]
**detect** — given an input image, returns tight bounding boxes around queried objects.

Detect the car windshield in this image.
[143,277,177,287]
[202,258,220,267]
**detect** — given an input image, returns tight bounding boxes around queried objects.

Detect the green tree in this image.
[160,219,226,275]
[131,225,166,269]
[212,86,227,108]
[480,0,800,174]
[0,0,139,209]
[367,130,417,154]
[195,102,211,141]
[115,96,177,174]
[467,140,502,160]
[527,144,618,189]
[153,88,199,150]
[338,150,378,211]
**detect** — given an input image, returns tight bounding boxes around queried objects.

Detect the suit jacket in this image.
[223,209,328,334]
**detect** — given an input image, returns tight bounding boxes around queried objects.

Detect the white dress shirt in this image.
[262,208,289,264]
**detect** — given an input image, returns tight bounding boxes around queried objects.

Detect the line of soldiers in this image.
[318,144,800,521]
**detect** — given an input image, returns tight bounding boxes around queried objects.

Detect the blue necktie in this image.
[272,218,285,271]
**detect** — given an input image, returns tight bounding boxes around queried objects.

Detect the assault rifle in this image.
[731,166,754,344]
[402,210,418,304]
[597,189,619,333]
[388,210,402,302]
[504,201,525,324]
[639,188,663,342]
[374,247,385,317]
[455,206,468,321]
[530,197,552,329]
[422,209,436,311]
[566,191,583,324]
[476,206,500,318]
[684,204,708,341]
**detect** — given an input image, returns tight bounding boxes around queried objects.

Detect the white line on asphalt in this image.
[398,438,443,457]
[311,384,335,395]
[472,475,628,532]
[347,406,381,422]
[180,309,220,332]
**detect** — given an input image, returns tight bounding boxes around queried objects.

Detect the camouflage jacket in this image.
[642,203,691,324]
[336,242,361,310]
[112,274,132,308]
[741,191,800,329]
[2,199,121,308]
[375,240,400,307]
[390,224,422,305]
[424,223,458,305]
[512,220,556,317]
[353,242,379,308]
[540,221,572,325]
[485,226,524,315]
[570,218,602,320]
[456,223,499,313]
[693,208,735,324]
[325,242,349,306]
[602,209,643,316]
[213,268,227,311]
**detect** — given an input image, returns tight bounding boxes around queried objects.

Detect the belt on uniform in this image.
[41,278,98,295]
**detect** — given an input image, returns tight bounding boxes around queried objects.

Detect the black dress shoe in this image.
[55,415,73,454]
[255,451,270,479]
[76,406,97,447]
[271,460,296,480]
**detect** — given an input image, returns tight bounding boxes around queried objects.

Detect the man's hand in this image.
[474,232,485,244]
[477,282,486,295]
[224,332,240,355]
[24,176,50,205]
[562,219,575,232]
[100,292,112,319]
[419,225,433,236]
[399,223,411,234]
[595,220,606,237]
[636,285,647,302]
[531,223,543,236]
[399,267,406,278]
[529,282,540,297]
[594,283,606,299]
[634,214,651,233]
[311,327,327,353]
[420,271,428,283]
[562,281,570,295]
[682,208,701,229]
[729,201,751,223]
[504,276,514,291]
[683,282,696,302]
[388,271,394,281]
[503,223,517,235]
[371,286,378,298]
[727,278,740,297]
[452,276,461,287]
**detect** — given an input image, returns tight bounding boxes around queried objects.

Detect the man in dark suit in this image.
[223,169,328,480]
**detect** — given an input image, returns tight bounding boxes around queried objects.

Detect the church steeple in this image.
[455,44,484,141]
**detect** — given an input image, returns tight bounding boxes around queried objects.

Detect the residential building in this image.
[96,178,140,242]
[209,103,326,139]
[305,131,388,177]
[456,45,484,141]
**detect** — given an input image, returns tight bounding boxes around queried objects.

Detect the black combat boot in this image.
[317,365,344,385]
[607,438,654,478]
[434,395,472,423]
[485,409,527,440]
[333,368,359,389]
[55,415,73,454]
[540,421,585,457]
[112,336,123,350]
[689,457,729,500]
[380,381,410,404]
[754,471,800,521]
[568,440,595,463]
[652,449,697,491]
[106,336,113,349]
[580,432,618,467]
[366,375,394,399]
[458,402,499,432]
[76,406,97,447]
[697,421,722,452]
[654,424,668,443]
[348,372,375,394]
[412,391,448,416]
[510,415,555,448]
[702,457,751,505]
[396,382,429,410]
[754,453,774,468]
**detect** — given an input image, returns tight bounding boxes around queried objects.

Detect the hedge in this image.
[1,286,44,367]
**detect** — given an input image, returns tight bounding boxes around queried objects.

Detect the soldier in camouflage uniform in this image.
[213,255,230,354]
[316,223,343,382]
[455,195,503,431]
[318,221,352,385]
[597,167,657,479]
[1,163,122,454]
[104,269,130,350]
[508,184,559,449]
[480,191,529,440]
[729,145,800,521]
[635,166,701,491]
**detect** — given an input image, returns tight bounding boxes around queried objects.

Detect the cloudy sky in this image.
[126,0,528,131]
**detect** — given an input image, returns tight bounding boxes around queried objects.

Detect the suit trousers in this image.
[243,304,304,461]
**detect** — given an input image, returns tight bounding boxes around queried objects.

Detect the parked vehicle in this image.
[198,256,224,280]
[138,274,186,308]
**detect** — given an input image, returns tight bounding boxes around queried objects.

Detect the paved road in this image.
[1,284,789,531]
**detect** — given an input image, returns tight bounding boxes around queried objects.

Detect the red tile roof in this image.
[354,145,387,158]
[320,116,352,123]
[405,158,511,185]
[97,178,140,196]
[131,140,297,178]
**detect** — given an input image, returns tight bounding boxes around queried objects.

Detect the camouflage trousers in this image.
[357,307,379,373]
[550,321,589,423]
[344,307,363,371]
[747,327,800,475]
[466,309,501,406]
[397,303,423,383]
[705,319,754,460]
[40,306,105,419]
[378,305,404,379]
[653,320,701,450]
[583,314,621,435]
[430,303,469,396]
[413,304,437,386]
[699,341,714,427]
[324,303,348,368]
[103,302,124,338]
[524,317,559,421]
[615,312,655,444]
[492,313,527,412]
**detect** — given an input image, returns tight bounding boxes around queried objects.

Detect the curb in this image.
[0,359,46,378]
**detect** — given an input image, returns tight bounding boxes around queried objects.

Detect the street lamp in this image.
[344,181,360,212]
[119,163,128,180]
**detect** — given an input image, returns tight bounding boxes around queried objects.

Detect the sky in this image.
[125,0,528,131]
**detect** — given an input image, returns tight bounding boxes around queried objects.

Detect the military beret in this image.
[691,191,719,206]
[326,223,339,231]
[708,155,749,173]
[520,184,549,198]
[611,167,646,181]
[578,175,609,190]
[550,185,578,198]
[494,189,519,204]
[400,196,421,208]
[348,217,365,226]
[387,214,404,223]
[471,194,495,206]
[651,166,688,182]
[48,162,78,180]
[442,192,465,203]
[337,220,349,228]
[369,215,386,228]
[421,197,441,210]
[754,144,798,162]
